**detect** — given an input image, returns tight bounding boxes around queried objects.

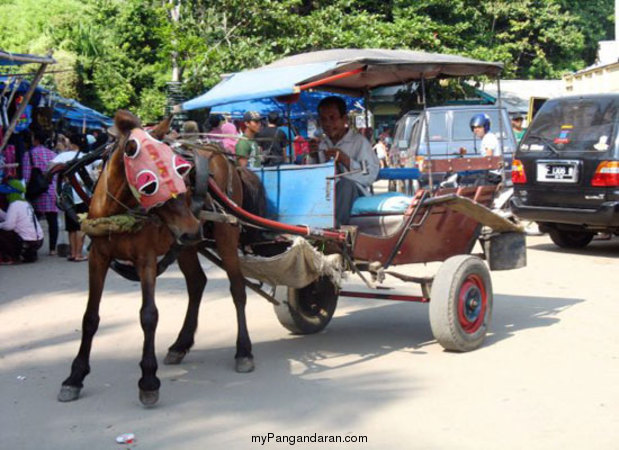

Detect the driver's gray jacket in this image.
[317,129,380,195]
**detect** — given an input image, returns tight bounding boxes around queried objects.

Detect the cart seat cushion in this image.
[351,192,412,216]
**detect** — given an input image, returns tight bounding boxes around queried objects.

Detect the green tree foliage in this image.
[0,0,614,121]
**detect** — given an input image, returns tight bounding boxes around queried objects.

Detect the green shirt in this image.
[513,128,526,143]
[235,137,261,167]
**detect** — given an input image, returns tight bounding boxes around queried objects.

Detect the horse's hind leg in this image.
[214,224,254,373]
[58,248,110,402]
[136,260,161,406]
[164,247,206,365]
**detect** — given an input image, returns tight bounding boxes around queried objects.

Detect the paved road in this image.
[1,234,618,449]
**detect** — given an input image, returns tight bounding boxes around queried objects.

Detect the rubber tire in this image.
[273,276,338,334]
[429,255,493,352]
[548,229,594,249]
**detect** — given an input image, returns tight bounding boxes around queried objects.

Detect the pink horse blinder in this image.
[123,128,192,211]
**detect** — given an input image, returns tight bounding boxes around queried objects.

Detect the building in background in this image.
[564,2,618,95]
[564,40,619,94]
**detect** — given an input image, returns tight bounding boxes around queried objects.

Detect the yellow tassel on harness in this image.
[80,214,147,237]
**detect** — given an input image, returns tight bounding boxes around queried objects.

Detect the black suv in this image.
[510,94,619,248]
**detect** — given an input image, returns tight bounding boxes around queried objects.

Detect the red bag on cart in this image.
[293,135,310,163]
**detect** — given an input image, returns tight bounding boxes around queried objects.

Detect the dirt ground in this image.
[1,234,618,449]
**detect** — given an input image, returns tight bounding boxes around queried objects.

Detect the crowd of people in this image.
[0,128,105,265]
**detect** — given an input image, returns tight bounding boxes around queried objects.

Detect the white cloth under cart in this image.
[238,237,343,289]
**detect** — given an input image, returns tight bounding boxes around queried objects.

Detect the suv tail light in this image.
[591,161,619,187]
[512,159,527,184]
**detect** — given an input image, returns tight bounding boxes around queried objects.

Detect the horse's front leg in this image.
[136,257,161,406]
[164,247,206,365]
[214,224,254,373]
[58,245,110,402]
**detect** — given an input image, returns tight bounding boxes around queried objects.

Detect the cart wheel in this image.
[429,255,493,352]
[273,276,338,334]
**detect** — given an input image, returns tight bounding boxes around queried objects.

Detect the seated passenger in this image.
[310,96,380,227]
[235,111,263,168]
[255,111,287,166]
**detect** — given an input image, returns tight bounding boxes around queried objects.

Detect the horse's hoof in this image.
[235,357,255,373]
[139,389,159,407]
[163,350,186,365]
[57,385,81,402]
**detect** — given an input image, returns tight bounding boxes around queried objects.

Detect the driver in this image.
[310,96,379,227]
[469,113,500,156]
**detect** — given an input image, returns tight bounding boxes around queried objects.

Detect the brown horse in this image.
[58,111,203,406]
[58,112,264,406]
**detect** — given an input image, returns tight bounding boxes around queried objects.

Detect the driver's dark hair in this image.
[318,96,347,117]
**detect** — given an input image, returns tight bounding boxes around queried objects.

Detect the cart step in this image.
[424,194,523,233]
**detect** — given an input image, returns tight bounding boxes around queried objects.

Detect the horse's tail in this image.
[237,167,267,246]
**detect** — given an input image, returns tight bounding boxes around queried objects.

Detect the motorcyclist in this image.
[469,113,499,156]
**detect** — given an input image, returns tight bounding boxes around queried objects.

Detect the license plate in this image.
[536,161,579,183]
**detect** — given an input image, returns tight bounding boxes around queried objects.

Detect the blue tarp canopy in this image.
[52,96,113,129]
[182,61,340,110]
[0,50,56,67]
[0,75,31,92]
[211,90,363,119]
[0,75,112,129]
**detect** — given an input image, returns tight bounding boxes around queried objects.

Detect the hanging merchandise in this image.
[13,95,32,132]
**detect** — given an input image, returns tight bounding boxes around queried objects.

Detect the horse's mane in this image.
[238,167,266,217]
[114,110,141,134]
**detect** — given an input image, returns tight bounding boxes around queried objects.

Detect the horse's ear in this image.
[149,115,174,140]
[114,110,141,135]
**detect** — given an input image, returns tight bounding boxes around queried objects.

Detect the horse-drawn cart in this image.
[177,49,527,352]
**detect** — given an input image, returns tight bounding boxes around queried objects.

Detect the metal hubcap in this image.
[458,275,486,333]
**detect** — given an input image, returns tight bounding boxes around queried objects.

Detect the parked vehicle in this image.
[510,94,619,248]
[392,105,517,190]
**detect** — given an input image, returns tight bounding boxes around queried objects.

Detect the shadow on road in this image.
[177,289,584,380]
[0,289,585,449]
[487,293,584,346]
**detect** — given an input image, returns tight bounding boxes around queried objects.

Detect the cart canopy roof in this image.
[182,48,503,111]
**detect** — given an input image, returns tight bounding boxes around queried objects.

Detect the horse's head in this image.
[115,111,202,245]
